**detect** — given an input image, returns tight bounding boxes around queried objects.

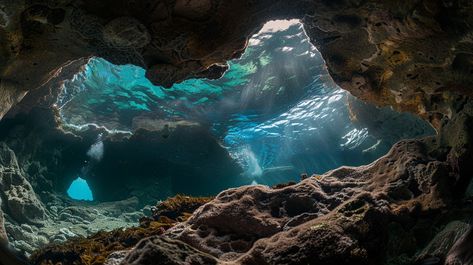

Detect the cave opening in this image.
[67,177,93,201]
[0,19,435,257]
[55,19,435,196]
[1,1,473,264]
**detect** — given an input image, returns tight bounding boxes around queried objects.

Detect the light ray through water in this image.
[56,19,435,186]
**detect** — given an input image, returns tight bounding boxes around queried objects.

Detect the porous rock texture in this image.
[113,100,472,264]
[0,143,47,225]
[0,0,473,264]
[1,0,472,123]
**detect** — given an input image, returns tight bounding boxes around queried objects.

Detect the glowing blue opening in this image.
[67,177,94,201]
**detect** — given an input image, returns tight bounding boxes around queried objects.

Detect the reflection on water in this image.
[56,20,435,185]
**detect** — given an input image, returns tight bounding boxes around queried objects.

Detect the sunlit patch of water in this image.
[55,19,435,186]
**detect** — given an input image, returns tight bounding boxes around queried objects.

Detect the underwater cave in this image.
[0,1,472,265]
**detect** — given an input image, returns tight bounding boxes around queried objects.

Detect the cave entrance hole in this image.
[55,19,435,199]
[0,18,436,257]
[67,177,94,201]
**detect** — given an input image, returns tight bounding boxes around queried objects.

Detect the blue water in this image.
[67,177,94,201]
[56,20,435,187]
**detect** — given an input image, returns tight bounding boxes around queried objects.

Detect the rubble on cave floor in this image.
[29,130,473,264]
[29,195,213,265]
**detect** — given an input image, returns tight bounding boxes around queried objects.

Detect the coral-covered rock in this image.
[151,195,213,221]
[168,140,430,252]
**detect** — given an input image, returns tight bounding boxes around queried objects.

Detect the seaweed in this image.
[30,195,213,265]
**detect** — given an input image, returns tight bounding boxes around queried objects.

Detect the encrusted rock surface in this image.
[1,0,473,264]
[29,195,212,265]
[120,237,219,265]
[0,143,47,224]
[113,101,473,265]
[1,0,472,124]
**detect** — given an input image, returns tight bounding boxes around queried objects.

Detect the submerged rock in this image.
[445,227,473,265]
[121,236,218,265]
[29,195,212,265]
[0,143,47,224]
[0,1,472,264]
[23,101,473,264]
[143,103,470,264]
[0,198,6,241]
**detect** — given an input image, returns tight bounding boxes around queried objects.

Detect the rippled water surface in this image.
[57,20,435,185]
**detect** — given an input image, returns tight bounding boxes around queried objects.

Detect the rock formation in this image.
[0,143,47,224]
[121,100,472,264]
[1,1,472,124]
[29,195,213,265]
[0,198,6,241]
[29,101,470,264]
[0,0,472,265]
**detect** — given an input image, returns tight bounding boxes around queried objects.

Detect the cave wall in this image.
[2,0,472,201]
[302,0,473,129]
[1,0,473,264]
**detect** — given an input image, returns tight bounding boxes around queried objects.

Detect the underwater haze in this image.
[57,20,435,189]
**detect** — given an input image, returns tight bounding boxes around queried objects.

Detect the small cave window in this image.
[67,177,94,201]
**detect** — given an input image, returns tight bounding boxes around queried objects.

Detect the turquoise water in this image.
[57,20,435,187]
[67,177,94,201]
[56,20,320,132]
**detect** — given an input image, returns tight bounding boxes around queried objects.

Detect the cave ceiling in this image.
[1,1,473,264]
[0,0,472,129]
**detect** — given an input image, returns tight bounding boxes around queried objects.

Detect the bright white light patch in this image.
[249,19,302,46]
[67,177,93,201]
[259,19,301,33]
[87,136,104,162]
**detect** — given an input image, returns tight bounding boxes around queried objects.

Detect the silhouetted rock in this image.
[446,227,473,265]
